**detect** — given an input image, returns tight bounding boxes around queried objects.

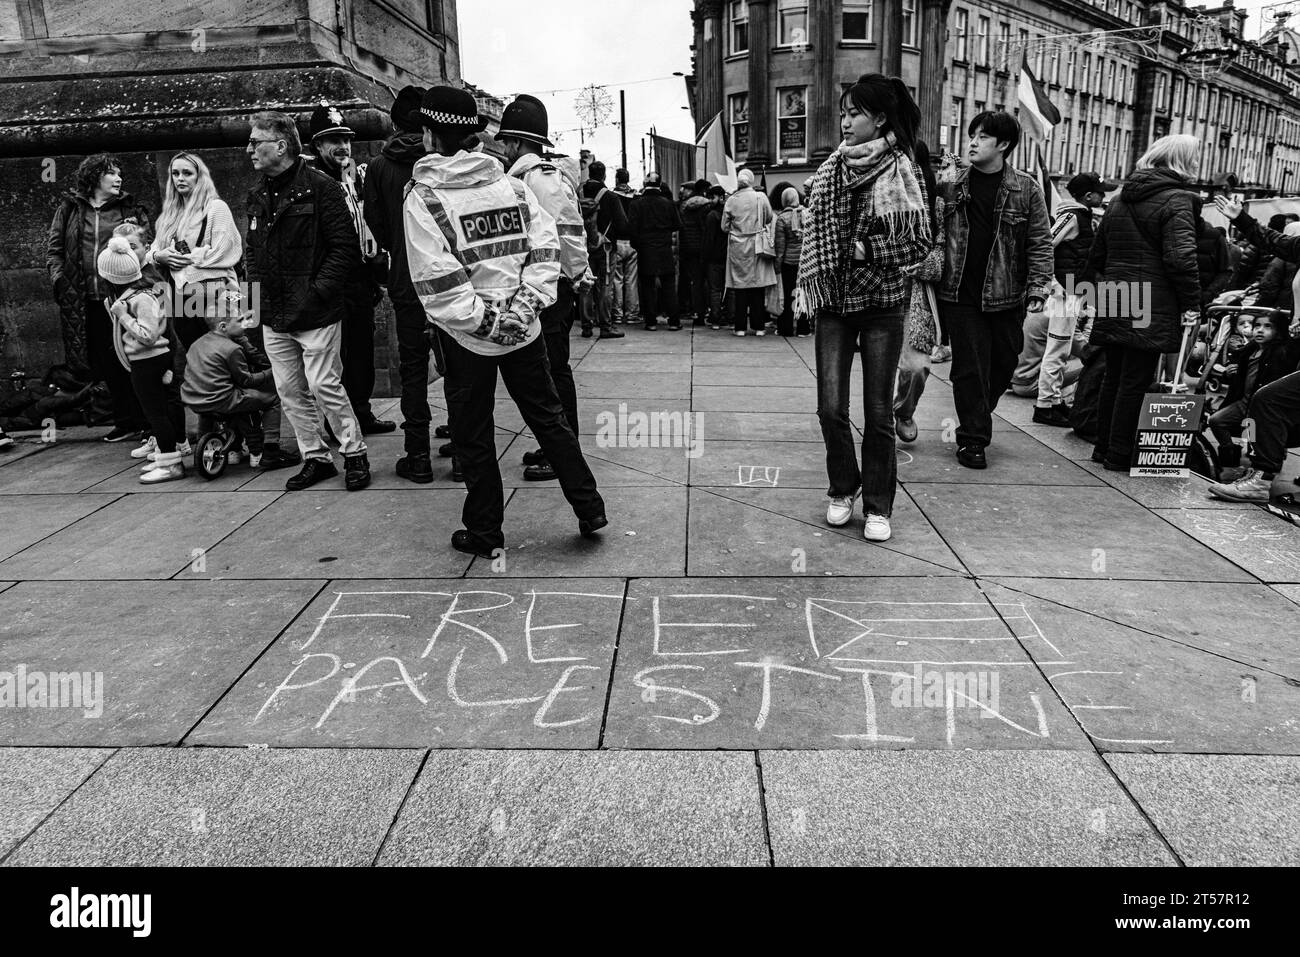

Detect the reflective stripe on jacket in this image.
[508,153,588,282]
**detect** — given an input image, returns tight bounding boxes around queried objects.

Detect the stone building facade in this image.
[690,0,1300,197]
[0,0,485,395]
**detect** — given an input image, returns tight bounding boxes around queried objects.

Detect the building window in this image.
[425,0,444,35]
[729,1,749,55]
[1065,48,1076,87]
[1118,64,1128,103]
[1092,54,1103,92]
[1050,48,1061,85]
[1155,71,1167,111]
[777,0,808,47]
[902,0,917,47]
[1081,53,1091,92]
[954,8,969,61]
[998,22,1010,70]
[1034,36,1045,78]
[842,0,873,42]
[730,93,749,161]
[1107,62,1116,100]
[777,86,807,160]
[977,16,990,65]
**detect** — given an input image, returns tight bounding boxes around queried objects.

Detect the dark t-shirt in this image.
[958,166,1005,307]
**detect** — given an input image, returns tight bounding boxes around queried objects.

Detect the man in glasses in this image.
[243,110,371,491]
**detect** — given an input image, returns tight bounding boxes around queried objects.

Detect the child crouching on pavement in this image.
[180,285,288,469]
[1208,314,1300,481]
[96,234,187,484]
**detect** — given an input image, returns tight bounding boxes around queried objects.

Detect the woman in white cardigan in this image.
[148,152,243,350]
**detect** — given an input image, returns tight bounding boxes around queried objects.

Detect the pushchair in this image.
[1163,296,1291,481]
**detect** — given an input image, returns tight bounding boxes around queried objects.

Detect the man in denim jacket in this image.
[937,112,1054,469]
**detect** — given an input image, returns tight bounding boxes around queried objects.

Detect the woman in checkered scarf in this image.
[797,74,931,544]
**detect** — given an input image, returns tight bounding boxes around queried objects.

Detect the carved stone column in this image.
[696,0,725,133]
[810,0,837,158]
[746,0,773,165]
[918,0,952,152]
[879,0,904,76]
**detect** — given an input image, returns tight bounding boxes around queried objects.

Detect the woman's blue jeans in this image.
[815,307,906,516]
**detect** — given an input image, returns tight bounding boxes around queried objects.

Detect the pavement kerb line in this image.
[166,489,288,580]
[975,576,1300,684]
[0,746,120,867]
[692,484,970,576]
[0,491,127,567]
[174,579,331,747]
[371,748,432,866]
[595,578,633,750]
[969,583,1190,866]
[28,744,1295,756]
[753,751,776,867]
[580,449,688,487]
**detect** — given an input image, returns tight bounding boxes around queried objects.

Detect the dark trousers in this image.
[677,249,707,323]
[777,263,808,337]
[393,294,433,456]
[732,287,767,333]
[85,297,145,432]
[705,262,727,324]
[640,272,679,326]
[1247,369,1300,474]
[580,244,613,333]
[541,279,579,438]
[943,302,1025,448]
[815,308,905,517]
[441,331,604,549]
[1069,345,1106,441]
[339,275,377,424]
[1093,345,1161,466]
[128,352,183,452]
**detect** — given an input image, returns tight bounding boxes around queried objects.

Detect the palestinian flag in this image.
[1018,60,1060,140]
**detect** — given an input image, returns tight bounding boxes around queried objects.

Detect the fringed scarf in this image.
[795,131,929,317]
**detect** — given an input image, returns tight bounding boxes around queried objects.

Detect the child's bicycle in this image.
[193,413,259,480]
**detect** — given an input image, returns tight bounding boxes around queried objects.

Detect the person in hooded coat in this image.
[1085,133,1202,471]
[722,168,777,335]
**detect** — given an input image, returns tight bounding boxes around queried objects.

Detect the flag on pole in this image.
[695,111,738,193]
[1017,61,1060,141]
[1035,145,1055,219]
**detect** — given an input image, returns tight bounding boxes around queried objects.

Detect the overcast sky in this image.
[458,0,697,185]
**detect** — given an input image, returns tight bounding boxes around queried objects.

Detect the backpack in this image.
[580,186,609,253]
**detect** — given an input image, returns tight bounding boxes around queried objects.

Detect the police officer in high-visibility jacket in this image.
[404,86,608,557]
[497,94,590,482]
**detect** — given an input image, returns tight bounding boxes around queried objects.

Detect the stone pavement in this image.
[1,326,1298,867]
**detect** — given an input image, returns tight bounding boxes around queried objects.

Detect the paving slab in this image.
[692,411,824,443]
[0,493,121,561]
[187,579,621,747]
[1077,458,1255,509]
[688,439,827,488]
[907,483,1256,581]
[690,351,808,367]
[0,441,139,494]
[762,750,1176,866]
[574,355,696,374]
[692,336,795,352]
[6,748,422,866]
[576,373,691,399]
[602,577,1090,750]
[900,390,1020,435]
[571,398,694,436]
[1104,754,1300,866]
[83,458,262,493]
[692,385,817,414]
[0,491,280,580]
[1272,584,1300,606]
[496,434,689,488]
[0,580,322,745]
[898,433,1103,486]
[686,487,965,577]
[990,578,1300,679]
[1152,507,1300,583]
[0,748,112,860]
[376,749,766,866]
[464,486,687,577]
[191,489,474,579]
[691,366,814,387]
[977,580,1300,754]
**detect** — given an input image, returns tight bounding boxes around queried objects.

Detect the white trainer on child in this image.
[139,451,185,484]
[130,435,158,459]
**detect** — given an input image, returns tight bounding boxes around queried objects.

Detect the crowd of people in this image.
[9,71,1300,554]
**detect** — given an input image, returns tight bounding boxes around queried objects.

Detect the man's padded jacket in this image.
[403,148,561,357]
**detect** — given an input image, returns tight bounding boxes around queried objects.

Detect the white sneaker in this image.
[734,330,746,337]
[863,513,892,542]
[248,452,263,469]
[130,435,158,459]
[826,492,857,527]
[755,330,766,336]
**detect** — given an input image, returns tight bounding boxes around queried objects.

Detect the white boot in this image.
[139,450,185,484]
[141,440,191,470]
[130,435,158,459]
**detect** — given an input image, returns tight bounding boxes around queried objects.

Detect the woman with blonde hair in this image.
[1085,133,1202,471]
[148,152,243,350]
[773,186,808,337]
